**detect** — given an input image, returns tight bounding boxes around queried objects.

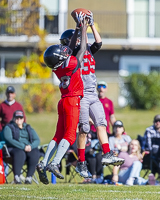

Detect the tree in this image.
[126,72,160,109]
[0,0,52,78]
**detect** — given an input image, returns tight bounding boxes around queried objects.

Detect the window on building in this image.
[134,0,149,37]
[127,64,140,75]
[150,66,160,73]
[155,0,160,37]
[5,58,19,77]
[41,0,59,34]
[44,15,58,34]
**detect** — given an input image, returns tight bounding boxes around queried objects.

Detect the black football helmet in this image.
[43,44,72,69]
[60,29,81,46]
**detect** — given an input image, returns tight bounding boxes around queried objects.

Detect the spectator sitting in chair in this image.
[2,110,40,184]
[109,120,132,155]
[85,119,129,184]
[112,139,156,185]
[83,131,104,184]
[143,114,160,175]
[0,86,26,176]
[144,114,160,151]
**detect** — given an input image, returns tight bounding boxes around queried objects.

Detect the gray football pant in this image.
[79,91,107,133]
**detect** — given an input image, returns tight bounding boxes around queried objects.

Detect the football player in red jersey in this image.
[60,10,125,179]
[36,15,87,184]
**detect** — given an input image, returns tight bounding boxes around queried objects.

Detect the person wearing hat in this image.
[109,120,132,155]
[90,81,116,134]
[0,86,26,132]
[2,110,40,184]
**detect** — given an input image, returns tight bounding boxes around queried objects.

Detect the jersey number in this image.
[82,53,95,75]
[60,76,70,89]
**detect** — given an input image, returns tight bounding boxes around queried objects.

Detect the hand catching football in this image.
[71,8,93,26]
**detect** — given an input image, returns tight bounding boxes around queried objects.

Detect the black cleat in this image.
[36,161,49,185]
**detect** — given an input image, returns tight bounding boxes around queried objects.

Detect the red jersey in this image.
[52,56,84,98]
[91,97,114,134]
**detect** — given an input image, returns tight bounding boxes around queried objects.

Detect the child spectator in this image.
[112,139,156,185]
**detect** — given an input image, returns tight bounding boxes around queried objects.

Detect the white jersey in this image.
[79,44,107,132]
[81,45,97,92]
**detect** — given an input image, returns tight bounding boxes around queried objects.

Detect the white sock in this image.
[52,139,70,165]
[42,140,58,166]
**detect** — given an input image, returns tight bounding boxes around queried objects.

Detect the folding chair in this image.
[2,143,48,184]
[92,141,112,174]
[65,149,83,183]
[150,137,160,180]
[0,141,6,184]
[2,144,13,183]
[137,135,151,178]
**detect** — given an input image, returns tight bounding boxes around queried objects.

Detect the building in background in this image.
[0,0,160,107]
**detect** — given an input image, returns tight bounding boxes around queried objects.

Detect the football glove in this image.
[75,12,86,28]
[86,10,94,26]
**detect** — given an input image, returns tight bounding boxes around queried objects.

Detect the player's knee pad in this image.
[79,123,90,134]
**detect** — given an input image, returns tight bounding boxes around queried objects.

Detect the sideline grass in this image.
[0,183,160,200]
[26,112,58,145]
[26,109,158,144]
[115,108,157,139]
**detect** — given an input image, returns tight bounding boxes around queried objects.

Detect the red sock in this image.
[77,149,85,162]
[102,143,110,154]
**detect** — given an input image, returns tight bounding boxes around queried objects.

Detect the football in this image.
[71,8,90,22]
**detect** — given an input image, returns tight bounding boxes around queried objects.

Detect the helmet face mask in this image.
[60,38,70,46]
[43,44,72,69]
[60,45,72,58]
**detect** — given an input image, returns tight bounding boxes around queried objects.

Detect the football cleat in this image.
[101,150,125,166]
[47,163,64,179]
[36,161,49,185]
[75,161,92,178]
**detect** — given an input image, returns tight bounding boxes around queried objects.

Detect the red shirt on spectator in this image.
[0,101,26,131]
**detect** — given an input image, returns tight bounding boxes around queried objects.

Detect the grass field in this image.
[2,109,160,199]
[1,183,160,200]
[25,108,158,144]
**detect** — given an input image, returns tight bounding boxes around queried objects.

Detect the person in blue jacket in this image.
[3,110,40,184]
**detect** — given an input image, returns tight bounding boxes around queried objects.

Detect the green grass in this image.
[1,183,160,200]
[26,112,58,145]
[115,108,157,139]
[25,108,157,144]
